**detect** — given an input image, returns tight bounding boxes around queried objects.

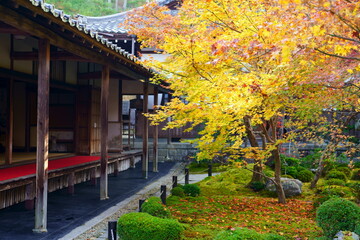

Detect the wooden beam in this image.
[100,65,109,200]
[33,38,50,233]
[153,87,159,172]
[142,82,149,179]
[11,51,87,61]
[0,4,148,80]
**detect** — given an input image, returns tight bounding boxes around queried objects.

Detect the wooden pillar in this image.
[5,34,14,165]
[68,172,75,195]
[33,38,50,233]
[167,94,172,144]
[142,82,149,179]
[100,65,109,200]
[152,87,159,172]
[119,80,123,151]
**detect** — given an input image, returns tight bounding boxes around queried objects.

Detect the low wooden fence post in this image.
[139,199,145,212]
[161,185,167,205]
[208,164,212,177]
[172,176,178,189]
[108,220,117,240]
[185,168,189,185]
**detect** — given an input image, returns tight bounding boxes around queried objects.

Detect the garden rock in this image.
[333,231,359,240]
[265,178,303,197]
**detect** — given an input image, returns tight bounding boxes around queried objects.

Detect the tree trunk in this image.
[243,116,263,183]
[310,159,325,189]
[272,146,286,204]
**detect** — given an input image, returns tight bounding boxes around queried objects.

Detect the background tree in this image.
[124,0,359,203]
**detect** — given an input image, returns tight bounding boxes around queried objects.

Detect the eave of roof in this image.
[28,0,152,75]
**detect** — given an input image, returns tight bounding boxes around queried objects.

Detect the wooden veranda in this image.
[0,0,167,233]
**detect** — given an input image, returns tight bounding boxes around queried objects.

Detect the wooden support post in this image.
[113,160,119,177]
[119,80,123,152]
[130,156,135,168]
[33,38,50,233]
[5,34,14,165]
[90,167,97,186]
[142,82,149,179]
[153,87,159,172]
[25,183,34,210]
[68,172,75,195]
[100,65,109,200]
[167,94,172,145]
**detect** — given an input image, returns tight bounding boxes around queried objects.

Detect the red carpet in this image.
[0,156,100,182]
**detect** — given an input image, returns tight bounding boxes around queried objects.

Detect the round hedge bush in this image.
[117,212,184,240]
[325,179,346,186]
[171,186,185,197]
[296,169,314,182]
[141,197,171,218]
[326,170,348,181]
[183,184,200,197]
[316,198,360,239]
[249,181,266,192]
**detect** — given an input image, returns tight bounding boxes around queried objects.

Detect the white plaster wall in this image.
[0,34,10,69]
[13,82,26,147]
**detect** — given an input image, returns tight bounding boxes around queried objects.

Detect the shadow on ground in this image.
[0,162,175,240]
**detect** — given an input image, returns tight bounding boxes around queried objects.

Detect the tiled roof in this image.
[76,0,180,34]
[29,0,139,63]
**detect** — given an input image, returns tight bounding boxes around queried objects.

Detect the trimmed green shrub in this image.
[336,166,352,176]
[325,179,346,186]
[321,185,353,198]
[355,223,360,235]
[347,182,360,202]
[141,197,171,218]
[183,184,200,197]
[300,151,322,169]
[117,212,184,240]
[214,227,286,240]
[351,168,360,180]
[249,181,266,192]
[296,169,314,182]
[281,154,300,167]
[326,170,348,181]
[316,198,360,239]
[283,166,298,178]
[171,186,185,197]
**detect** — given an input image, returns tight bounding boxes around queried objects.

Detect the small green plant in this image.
[325,179,346,186]
[335,166,352,176]
[171,186,185,197]
[351,168,360,180]
[297,169,314,182]
[141,197,171,218]
[282,166,298,178]
[346,182,360,202]
[326,170,348,181]
[183,184,201,197]
[316,198,360,239]
[117,212,184,240]
[249,181,266,192]
[214,227,286,240]
[321,185,353,198]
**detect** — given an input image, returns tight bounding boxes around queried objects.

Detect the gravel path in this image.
[61,162,186,240]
